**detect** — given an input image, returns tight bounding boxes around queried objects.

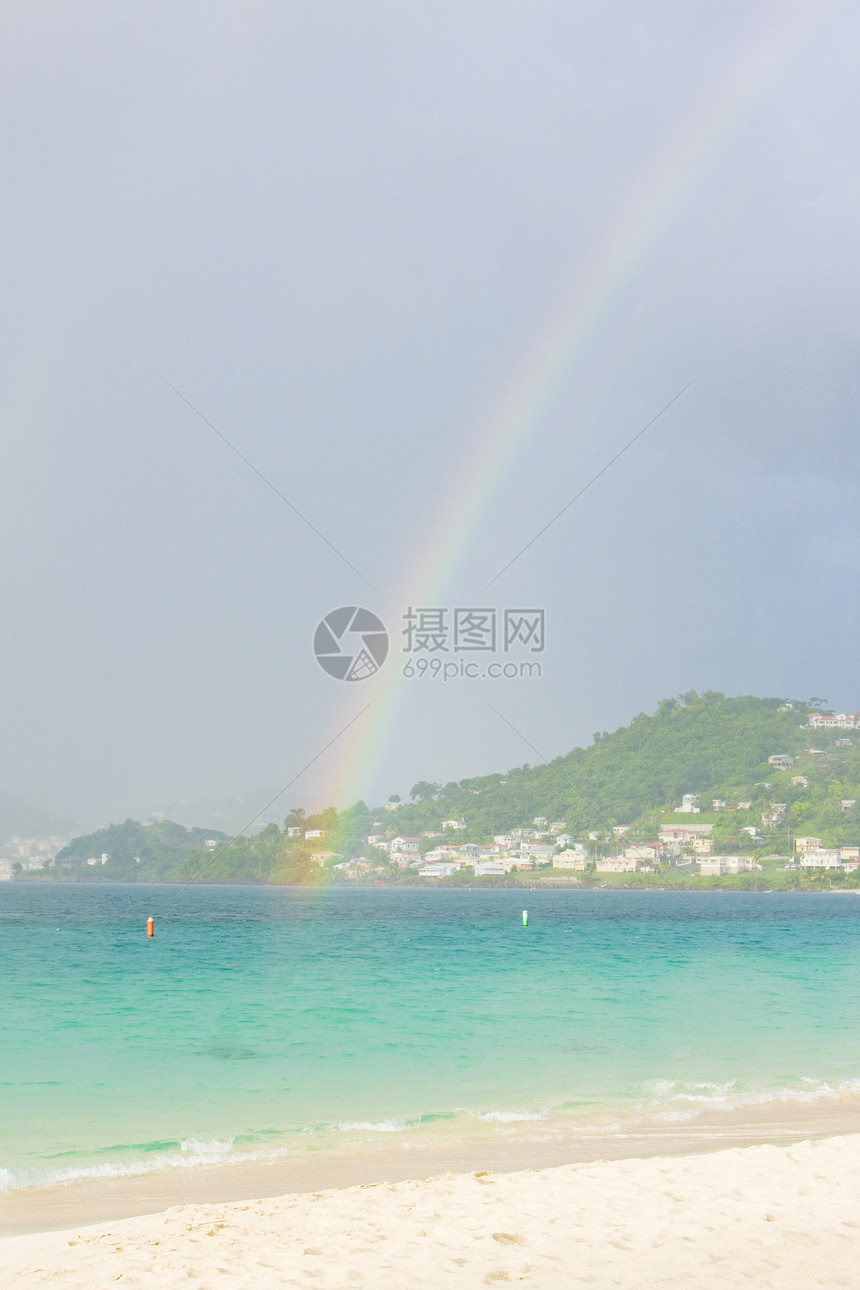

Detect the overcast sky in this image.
[2,0,858,833]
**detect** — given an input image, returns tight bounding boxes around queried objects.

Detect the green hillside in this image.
[53,819,229,879]
[42,692,860,884]
[382,692,859,850]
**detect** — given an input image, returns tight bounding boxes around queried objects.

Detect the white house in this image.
[473,861,506,875]
[309,851,342,865]
[795,836,823,853]
[659,823,712,844]
[390,836,420,854]
[800,850,843,869]
[807,712,860,729]
[424,847,458,863]
[698,856,761,876]
[521,842,555,860]
[419,864,459,878]
[304,829,326,840]
[768,755,794,770]
[677,794,701,814]
[596,856,642,873]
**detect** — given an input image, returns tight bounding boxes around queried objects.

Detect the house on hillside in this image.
[309,851,342,865]
[554,851,588,871]
[676,794,701,814]
[390,836,420,854]
[521,842,556,860]
[623,843,660,862]
[807,712,860,729]
[698,856,761,876]
[768,755,794,771]
[800,849,843,869]
[659,823,712,844]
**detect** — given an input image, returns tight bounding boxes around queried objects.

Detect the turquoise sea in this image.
[2,884,860,1192]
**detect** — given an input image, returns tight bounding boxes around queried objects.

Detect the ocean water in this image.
[2,884,860,1191]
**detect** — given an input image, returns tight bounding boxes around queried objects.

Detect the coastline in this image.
[2,1131,858,1287]
[4,1093,860,1238]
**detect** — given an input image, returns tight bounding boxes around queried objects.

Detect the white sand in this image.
[2,1134,858,1288]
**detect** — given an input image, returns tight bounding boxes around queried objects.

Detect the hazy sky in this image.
[2,1,858,833]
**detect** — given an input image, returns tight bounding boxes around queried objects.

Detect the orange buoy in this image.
[146,916,154,938]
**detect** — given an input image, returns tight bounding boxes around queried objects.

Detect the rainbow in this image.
[321,0,831,814]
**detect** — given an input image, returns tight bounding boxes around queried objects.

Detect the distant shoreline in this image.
[6,875,858,895]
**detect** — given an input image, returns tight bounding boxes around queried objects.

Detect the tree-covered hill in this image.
[41,693,860,883]
[53,819,229,880]
[383,692,856,847]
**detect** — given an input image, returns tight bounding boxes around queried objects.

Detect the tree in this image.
[410,781,439,802]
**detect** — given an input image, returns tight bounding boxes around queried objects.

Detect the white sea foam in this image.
[335,1119,415,1133]
[0,1138,296,1194]
[473,1107,549,1123]
[643,1076,860,1116]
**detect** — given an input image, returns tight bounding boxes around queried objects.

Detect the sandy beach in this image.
[1,1133,858,1288]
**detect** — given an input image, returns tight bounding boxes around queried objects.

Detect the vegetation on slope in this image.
[44,692,860,885]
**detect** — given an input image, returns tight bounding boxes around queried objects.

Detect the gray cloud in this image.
[2,1,858,830]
